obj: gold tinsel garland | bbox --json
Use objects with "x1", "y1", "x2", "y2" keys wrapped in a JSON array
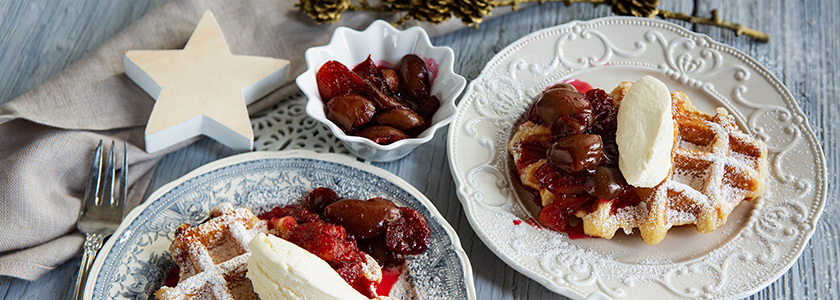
[{"x1": 295, "y1": 0, "x2": 769, "y2": 42}]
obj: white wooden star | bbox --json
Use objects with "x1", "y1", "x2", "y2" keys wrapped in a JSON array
[{"x1": 124, "y1": 10, "x2": 290, "y2": 153}]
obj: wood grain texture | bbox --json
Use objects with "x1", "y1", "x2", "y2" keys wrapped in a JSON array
[
  {"x1": 1, "y1": 0, "x2": 838, "y2": 299},
  {"x1": 0, "y1": 0, "x2": 167, "y2": 106}
]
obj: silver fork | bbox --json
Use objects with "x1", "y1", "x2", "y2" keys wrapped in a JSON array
[{"x1": 72, "y1": 140, "x2": 127, "y2": 300}]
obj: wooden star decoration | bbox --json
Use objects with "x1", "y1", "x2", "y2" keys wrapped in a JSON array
[{"x1": 124, "y1": 10, "x2": 290, "y2": 153}]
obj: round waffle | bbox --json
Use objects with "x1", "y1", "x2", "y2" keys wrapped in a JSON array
[
  {"x1": 155, "y1": 203, "x2": 267, "y2": 300},
  {"x1": 509, "y1": 82, "x2": 768, "y2": 245}
]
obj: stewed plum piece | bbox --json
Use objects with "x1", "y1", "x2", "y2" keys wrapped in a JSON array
[
  {"x1": 357, "y1": 125, "x2": 409, "y2": 144},
  {"x1": 534, "y1": 88, "x2": 592, "y2": 136},
  {"x1": 600, "y1": 136, "x2": 619, "y2": 166},
  {"x1": 324, "y1": 198, "x2": 402, "y2": 240},
  {"x1": 550, "y1": 117, "x2": 582, "y2": 139},
  {"x1": 545, "y1": 82, "x2": 577, "y2": 92},
  {"x1": 325, "y1": 94, "x2": 376, "y2": 132},
  {"x1": 385, "y1": 207, "x2": 431, "y2": 255},
  {"x1": 305, "y1": 187, "x2": 341, "y2": 214},
  {"x1": 381, "y1": 68, "x2": 399, "y2": 94},
  {"x1": 547, "y1": 134, "x2": 603, "y2": 173},
  {"x1": 286, "y1": 222, "x2": 362, "y2": 270},
  {"x1": 397, "y1": 54, "x2": 431, "y2": 104},
  {"x1": 352, "y1": 55, "x2": 379, "y2": 79},
  {"x1": 316, "y1": 60, "x2": 366, "y2": 100},
  {"x1": 584, "y1": 166, "x2": 627, "y2": 200},
  {"x1": 163, "y1": 265, "x2": 180, "y2": 287},
  {"x1": 415, "y1": 95, "x2": 440, "y2": 121},
  {"x1": 357, "y1": 235, "x2": 405, "y2": 266},
  {"x1": 535, "y1": 162, "x2": 588, "y2": 196},
  {"x1": 362, "y1": 78, "x2": 409, "y2": 111},
  {"x1": 267, "y1": 216, "x2": 298, "y2": 239},
  {"x1": 375, "y1": 108, "x2": 424, "y2": 130},
  {"x1": 538, "y1": 195, "x2": 592, "y2": 231},
  {"x1": 260, "y1": 205, "x2": 322, "y2": 224},
  {"x1": 586, "y1": 89, "x2": 619, "y2": 136}
]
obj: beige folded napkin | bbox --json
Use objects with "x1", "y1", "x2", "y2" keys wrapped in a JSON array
[{"x1": 0, "y1": 0, "x2": 487, "y2": 280}]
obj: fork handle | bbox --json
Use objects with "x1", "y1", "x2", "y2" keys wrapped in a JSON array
[{"x1": 73, "y1": 233, "x2": 105, "y2": 300}]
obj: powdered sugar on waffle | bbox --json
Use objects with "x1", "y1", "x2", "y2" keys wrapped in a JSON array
[
  {"x1": 155, "y1": 203, "x2": 267, "y2": 300},
  {"x1": 578, "y1": 87, "x2": 768, "y2": 244}
]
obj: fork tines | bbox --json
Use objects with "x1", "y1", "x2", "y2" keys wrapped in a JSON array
[{"x1": 83, "y1": 140, "x2": 127, "y2": 209}]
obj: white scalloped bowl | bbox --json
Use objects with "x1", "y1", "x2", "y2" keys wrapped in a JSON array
[{"x1": 296, "y1": 20, "x2": 466, "y2": 162}]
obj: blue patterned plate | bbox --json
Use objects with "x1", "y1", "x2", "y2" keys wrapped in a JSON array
[{"x1": 83, "y1": 150, "x2": 475, "y2": 299}]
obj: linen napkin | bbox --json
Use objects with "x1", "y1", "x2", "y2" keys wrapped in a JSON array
[{"x1": 0, "y1": 0, "x2": 504, "y2": 280}]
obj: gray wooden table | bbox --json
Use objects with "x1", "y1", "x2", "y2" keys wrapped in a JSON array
[{"x1": 1, "y1": 0, "x2": 837, "y2": 299}]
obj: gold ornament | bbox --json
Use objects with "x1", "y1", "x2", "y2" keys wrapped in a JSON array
[
  {"x1": 611, "y1": 0, "x2": 659, "y2": 18},
  {"x1": 298, "y1": 0, "x2": 351, "y2": 23},
  {"x1": 451, "y1": 0, "x2": 496, "y2": 25}
]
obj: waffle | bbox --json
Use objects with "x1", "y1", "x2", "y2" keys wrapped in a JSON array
[
  {"x1": 155, "y1": 203, "x2": 268, "y2": 300},
  {"x1": 509, "y1": 82, "x2": 768, "y2": 245}
]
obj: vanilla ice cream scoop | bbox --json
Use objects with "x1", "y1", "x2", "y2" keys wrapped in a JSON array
[
  {"x1": 615, "y1": 75, "x2": 674, "y2": 187},
  {"x1": 247, "y1": 233, "x2": 371, "y2": 300}
]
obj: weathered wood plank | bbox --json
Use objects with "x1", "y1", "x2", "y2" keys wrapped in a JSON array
[{"x1": 0, "y1": 0, "x2": 166, "y2": 106}]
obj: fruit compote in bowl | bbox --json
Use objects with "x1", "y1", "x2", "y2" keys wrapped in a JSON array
[{"x1": 296, "y1": 20, "x2": 466, "y2": 162}]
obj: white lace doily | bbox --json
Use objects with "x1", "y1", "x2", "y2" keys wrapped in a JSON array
[{"x1": 251, "y1": 91, "x2": 349, "y2": 154}]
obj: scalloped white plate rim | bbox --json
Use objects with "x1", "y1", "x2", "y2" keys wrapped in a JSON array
[
  {"x1": 447, "y1": 16, "x2": 826, "y2": 300},
  {"x1": 84, "y1": 149, "x2": 477, "y2": 299}
]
